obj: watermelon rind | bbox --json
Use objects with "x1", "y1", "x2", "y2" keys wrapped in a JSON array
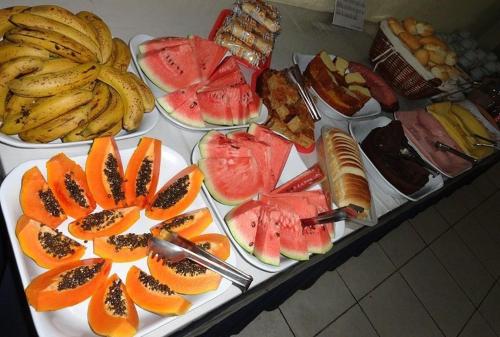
[
  {"x1": 303, "y1": 225, "x2": 333, "y2": 254},
  {"x1": 139, "y1": 36, "x2": 189, "y2": 54},
  {"x1": 253, "y1": 206, "x2": 281, "y2": 266},
  {"x1": 169, "y1": 96, "x2": 205, "y2": 128},
  {"x1": 157, "y1": 95, "x2": 175, "y2": 114},
  {"x1": 138, "y1": 53, "x2": 176, "y2": 92},
  {"x1": 224, "y1": 200, "x2": 262, "y2": 254},
  {"x1": 198, "y1": 88, "x2": 234, "y2": 126}
]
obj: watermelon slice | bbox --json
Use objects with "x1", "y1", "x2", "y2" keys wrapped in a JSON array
[
  {"x1": 157, "y1": 83, "x2": 200, "y2": 113},
  {"x1": 198, "y1": 157, "x2": 262, "y2": 205},
  {"x1": 209, "y1": 56, "x2": 240, "y2": 82},
  {"x1": 278, "y1": 207, "x2": 309, "y2": 260},
  {"x1": 303, "y1": 225, "x2": 332, "y2": 254},
  {"x1": 224, "y1": 85, "x2": 242, "y2": 125},
  {"x1": 204, "y1": 70, "x2": 245, "y2": 92},
  {"x1": 169, "y1": 92, "x2": 205, "y2": 127},
  {"x1": 139, "y1": 36, "x2": 189, "y2": 54},
  {"x1": 253, "y1": 205, "x2": 281, "y2": 266},
  {"x1": 138, "y1": 44, "x2": 201, "y2": 92},
  {"x1": 248, "y1": 92, "x2": 261, "y2": 120},
  {"x1": 249, "y1": 123, "x2": 292, "y2": 187},
  {"x1": 225, "y1": 200, "x2": 263, "y2": 254},
  {"x1": 190, "y1": 35, "x2": 227, "y2": 81},
  {"x1": 197, "y1": 87, "x2": 233, "y2": 125},
  {"x1": 199, "y1": 131, "x2": 252, "y2": 158}
]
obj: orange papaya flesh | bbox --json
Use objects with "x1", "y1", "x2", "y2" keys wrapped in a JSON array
[
  {"x1": 124, "y1": 137, "x2": 161, "y2": 209},
  {"x1": 146, "y1": 165, "x2": 204, "y2": 220},
  {"x1": 190, "y1": 233, "x2": 230, "y2": 261},
  {"x1": 16, "y1": 215, "x2": 85, "y2": 269},
  {"x1": 150, "y1": 207, "x2": 212, "y2": 239},
  {"x1": 126, "y1": 266, "x2": 191, "y2": 316},
  {"x1": 93, "y1": 232, "x2": 152, "y2": 262},
  {"x1": 146, "y1": 234, "x2": 228, "y2": 295},
  {"x1": 46, "y1": 153, "x2": 96, "y2": 219},
  {"x1": 88, "y1": 273, "x2": 138, "y2": 337},
  {"x1": 25, "y1": 258, "x2": 111, "y2": 311},
  {"x1": 68, "y1": 206, "x2": 140, "y2": 240},
  {"x1": 86, "y1": 136, "x2": 127, "y2": 210},
  {"x1": 20, "y1": 166, "x2": 66, "y2": 228}
]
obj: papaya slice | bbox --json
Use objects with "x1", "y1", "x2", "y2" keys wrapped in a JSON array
[
  {"x1": 88, "y1": 273, "x2": 138, "y2": 337},
  {"x1": 124, "y1": 137, "x2": 162, "y2": 208},
  {"x1": 94, "y1": 233, "x2": 152, "y2": 262},
  {"x1": 46, "y1": 153, "x2": 96, "y2": 219},
  {"x1": 25, "y1": 258, "x2": 111, "y2": 311},
  {"x1": 147, "y1": 233, "x2": 228, "y2": 295},
  {"x1": 146, "y1": 165, "x2": 204, "y2": 220},
  {"x1": 190, "y1": 233, "x2": 230, "y2": 261},
  {"x1": 150, "y1": 207, "x2": 212, "y2": 239},
  {"x1": 68, "y1": 206, "x2": 140, "y2": 240},
  {"x1": 126, "y1": 266, "x2": 191, "y2": 316},
  {"x1": 20, "y1": 166, "x2": 67, "y2": 228},
  {"x1": 86, "y1": 136, "x2": 127, "y2": 210},
  {"x1": 16, "y1": 215, "x2": 85, "y2": 269}
]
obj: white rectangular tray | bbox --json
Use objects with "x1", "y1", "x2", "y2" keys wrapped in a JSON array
[{"x1": 0, "y1": 142, "x2": 237, "y2": 337}]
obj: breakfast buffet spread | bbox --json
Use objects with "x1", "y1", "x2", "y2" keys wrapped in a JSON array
[{"x1": 0, "y1": 2, "x2": 498, "y2": 337}]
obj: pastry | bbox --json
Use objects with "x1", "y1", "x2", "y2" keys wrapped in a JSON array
[
  {"x1": 419, "y1": 36, "x2": 447, "y2": 49},
  {"x1": 445, "y1": 51, "x2": 457, "y2": 66},
  {"x1": 388, "y1": 17, "x2": 405, "y2": 36},
  {"x1": 428, "y1": 48, "x2": 447, "y2": 65},
  {"x1": 414, "y1": 48, "x2": 429, "y2": 66},
  {"x1": 415, "y1": 22, "x2": 434, "y2": 36},
  {"x1": 403, "y1": 17, "x2": 418, "y2": 35},
  {"x1": 431, "y1": 65, "x2": 449, "y2": 82},
  {"x1": 399, "y1": 31, "x2": 422, "y2": 51}
]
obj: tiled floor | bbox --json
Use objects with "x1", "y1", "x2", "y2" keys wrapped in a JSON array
[{"x1": 234, "y1": 161, "x2": 500, "y2": 337}]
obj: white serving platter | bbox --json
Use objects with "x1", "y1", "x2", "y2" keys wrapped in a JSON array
[
  {"x1": 129, "y1": 34, "x2": 268, "y2": 132},
  {"x1": 0, "y1": 66, "x2": 159, "y2": 149},
  {"x1": 0, "y1": 142, "x2": 236, "y2": 337},
  {"x1": 293, "y1": 53, "x2": 381, "y2": 120},
  {"x1": 457, "y1": 100, "x2": 500, "y2": 139},
  {"x1": 191, "y1": 139, "x2": 345, "y2": 273},
  {"x1": 349, "y1": 116, "x2": 445, "y2": 201}
]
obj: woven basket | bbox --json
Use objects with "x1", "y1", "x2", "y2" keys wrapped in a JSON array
[{"x1": 369, "y1": 27, "x2": 442, "y2": 99}]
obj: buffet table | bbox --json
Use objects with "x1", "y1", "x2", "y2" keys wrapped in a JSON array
[{"x1": 0, "y1": 1, "x2": 498, "y2": 337}]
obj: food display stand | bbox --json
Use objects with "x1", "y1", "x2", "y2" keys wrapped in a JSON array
[{"x1": 0, "y1": 1, "x2": 498, "y2": 337}]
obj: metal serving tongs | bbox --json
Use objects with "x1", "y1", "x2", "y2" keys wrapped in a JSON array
[
  {"x1": 286, "y1": 64, "x2": 322, "y2": 121},
  {"x1": 301, "y1": 204, "x2": 364, "y2": 227},
  {"x1": 435, "y1": 142, "x2": 478, "y2": 164},
  {"x1": 472, "y1": 133, "x2": 500, "y2": 150},
  {"x1": 148, "y1": 233, "x2": 253, "y2": 292}
]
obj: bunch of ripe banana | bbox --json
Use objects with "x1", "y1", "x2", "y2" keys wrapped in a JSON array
[{"x1": 0, "y1": 5, "x2": 154, "y2": 143}]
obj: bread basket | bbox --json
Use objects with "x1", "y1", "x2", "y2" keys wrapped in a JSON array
[{"x1": 369, "y1": 20, "x2": 443, "y2": 99}]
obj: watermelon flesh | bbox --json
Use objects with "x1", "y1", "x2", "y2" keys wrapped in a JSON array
[
  {"x1": 209, "y1": 56, "x2": 240, "y2": 82},
  {"x1": 225, "y1": 200, "x2": 263, "y2": 254},
  {"x1": 139, "y1": 36, "x2": 189, "y2": 54},
  {"x1": 197, "y1": 87, "x2": 234, "y2": 125},
  {"x1": 203, "y1": 69, "x2": 245, "y2": 91},
  {"x1": 199, "y1": 131, "x2": 252, "y2": 158},
  {"x1": 198, "y1": 157, "x2": 262, "y2": 205},
  {"x1": 157, "y1": 83, "x2": 200, "y2": 113},
  {"x1": 278, "y1": 207, "x2": 309, "y2": 260},
  {"x1": 253, "y1": 205, "x2": 281, "y2": 266},
  {"x1": 303, "y1": 224, "x2": 333, "y2": 254},
  {"x1": 190, "y1": 35, "x2": 227, "y2": 80},
  {"x1": 169, "y1": 92, "x2": 205, "y2": 127}
]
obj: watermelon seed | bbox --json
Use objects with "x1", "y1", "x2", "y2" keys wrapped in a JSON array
[
  {"x1": 249, "y1": 242, "x2": 254, "y2": 247},
  {"x1": 250, "y1": 221, "x2": 256, "y2": 228}
]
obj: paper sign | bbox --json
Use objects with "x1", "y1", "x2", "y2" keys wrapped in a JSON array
[{"x1": 332, "y1": 0, "x2": 366, "y2": 31}]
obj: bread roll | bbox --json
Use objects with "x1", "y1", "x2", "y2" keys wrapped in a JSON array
[
  {"x1": 445, "y1": 51, "x2": 457, "y2": 66},
  {"x1": 388, "y1": 17, "x2": 406, "y2": 36},
  {"x1": 419, "y1": 36, "x2": 447, "y2": 50},
  {"x1": 403, "y1": 17, "x2": 418, "y2": 35},
  {"x1": 399, "y1": 31, "x2": 422, "y2": 51},
  {"x1": 416, "y1": 22, "x2": 434, "y2": 36},
  {"x1": 431, "y1": 65, "x2": 449, "y2": 82},
  {"x1": 414, "y1": 48, "x2": 429, "y2": 66},
  {"x1": 428, "y1": 48, "x2": 447, "y2": 65}
]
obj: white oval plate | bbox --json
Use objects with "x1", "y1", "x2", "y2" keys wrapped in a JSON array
[
  {"x1": 349, "y1": 116, "x2": 444, "y2": 201},
  {"x1": 191, "y1": 137, "x2": 345, "y2": 273},
  {"x1": 129, "y1": 34, "x2": 268, "y2": 132},
  {"x1": 0, "y1": 142, "x2": 236, "y2": 337},
  {"x1": 293, "y1": 52, "x2": 381, "y2": 120}
]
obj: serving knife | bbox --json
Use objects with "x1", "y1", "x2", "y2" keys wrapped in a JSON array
[
  {"x1": 434, "y1": 141, "x2": 478, "y2": 164},
  {"x1": 286, "y1": 64, "x2": 322, "y2": 121}
]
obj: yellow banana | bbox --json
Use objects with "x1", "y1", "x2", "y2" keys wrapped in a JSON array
[
  {"x1": 5, "y1": 28, "x2": 98, "y2": 63},
  {"x1": 0, "y1": 95, "x2": 38, "y2": 135},
  {"x1": 76, "y1": 11, "x2": 112, "y2": 64},
  {"x1": 21, "y1": 89, "x2": 93, "y2": 131},
  {"x1": 63, "y1": 88, "x2": 123, "y2": 141},
  {"x1": 111, "y1": 38, "x2": 131, "y2": 72},
  {"x1": 88, "y1": 81, "x2": 111, "y2": 119},
  {"x1": 24, "y1": 58, "x2": 79, "y2": 77},
  {"x1": 104, "y1": 45, "x2": 116, "y2": 66},
  {"x1": 25, "y1": 5, "x2": 99, "y2": 47},
  {"x1": 9, "y1": 13, "x2": 101, "y2": 62},
  {"x1": 20, "y1": 103, "x2": 90, "y2": 143},
  {"x1": 0, "y1": 57, "x2": 44, "y2": 124},
  {"x1": 98, "y1": 65, "x2": 143, "y2": 131},
  {"x1": 100, "y1": 120, "x2": 122, "y2": 137},
  {"x1": 0, "y1": 6, "x2": 28, "y2": 37},
  {"x1": 0, "y1": 42, "x2": 51, "y2": 63},
  {"x1": 8, "y1": 62, "x2": 99, "y2": 97},
  {"x1": 126, "y1": 72, "x2": 154, "y2": 112}
]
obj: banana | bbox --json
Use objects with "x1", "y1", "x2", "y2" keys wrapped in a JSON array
[
  {"x1": 126, "y1": 72, "x2": 154, "y2": 112},
  {"x1": 5, "y1": 28, "x2": 98, "y2": 63},
  {"x1": 111, "y1": 38, "x2": 132, "y2": 72},
  {"x1": 100, "y1": 120, "x2": 122, "y2": 137},
  {"x1": 0, "y1": 6, "x2": 28, "y2": 37},
  {"x1": 0, "y1": 42, "x2": 51, "y2": 63},
  {"x1": 0, "y1": 95, "x2": 38, "y2": 135},
  {"x1": 104, "y1": 45, "x2": 116, "y2": 66},
  {"x1": 81, "y1": 80, "x2": 97, "y2": 91},
  {"x1": 98, "y1": 65, "x2": 143, "y2": 131},
  {"x1": 25, "y1": 5, "x2": 99, "y2": 47},
  {"x1": 20, "y1": 103, "x2": 90, "y2": 143},
  {"x1": 77, "y1": 11, "x2": 112, "y2": 63},
  {"x1": 21, "y1": 89, "x2": 93, "y2": 131},
  {"x1": 24, "y1": 58, "x2": 78, "y2": 77},
  {"x1": 88, "y1": 81, "x2": 111, "y2": 119},
  {"x1": 9, "y1": 13, "x2": 102, "y2": 62},
  {"x1": 63, "y1": 87, "x2": 123, "y2": 141},
  {"x1": 8, "y1": 62, "x2": 99, "y2": 97},
  {"x1": 0, "y1": 57, "x2": 44, "y2": 124}
]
